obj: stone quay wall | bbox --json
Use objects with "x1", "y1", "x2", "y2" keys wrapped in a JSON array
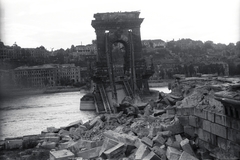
[{"x1": 176, "y1": 106, "x2": 240, "y2": 158}]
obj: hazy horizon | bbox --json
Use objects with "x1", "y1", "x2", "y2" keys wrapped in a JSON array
[{"x1": 1, "y1": 0, "x2": 239, "y2": 50}]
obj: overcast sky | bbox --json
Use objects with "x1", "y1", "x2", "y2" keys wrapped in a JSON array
[{"x1": 0, "y1": 0, "x2": 239, "y2": 50}]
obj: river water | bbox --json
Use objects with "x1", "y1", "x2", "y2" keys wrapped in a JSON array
[{"x1": 0, "y1": 87, "x2": 169, "y2": 140}]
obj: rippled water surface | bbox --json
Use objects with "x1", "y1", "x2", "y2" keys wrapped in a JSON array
[
  {"x1": 0, "y1": 87, "x2": 169, "y2": 140},
  {"x1": 0, "y1": 91, "x2": 96, "y2": 139}
]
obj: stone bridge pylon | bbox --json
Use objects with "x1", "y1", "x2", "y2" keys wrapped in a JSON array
[{"x1": 89, "y1": 11, "x2": 154, "y2": 113}]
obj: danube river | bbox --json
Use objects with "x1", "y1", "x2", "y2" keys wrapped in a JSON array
[{"x1": 0, "y1": 87, "x2": 170, "y2": 140}]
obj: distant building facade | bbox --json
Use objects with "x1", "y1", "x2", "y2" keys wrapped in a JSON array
[{"x1": 14, "y1": 64, "x2": 82, "y2": 88}]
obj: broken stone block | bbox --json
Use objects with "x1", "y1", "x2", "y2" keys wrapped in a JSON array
[
  {"x1": 152, "y1": 146, "x2": 166, "y2": 159},
  {"x1": 44, "y1": 136, "x2": 60, "y2": 142},
  {"x1": 5, "y1": 138, "x2": 23, "y2": 149},
  {"x1": 166, "y1": 146, "x2": 182, "y2": 160},
  {"x1": 161, "y1": 117, "x2": 183, "y2": 134},
  {"x1": 68, "y1": 139, "x2": 99, "y2": 153},
  {"x1": 141, "y1": 137, "x2": 153, "y2": 148},
  {"x1": 58, "y1": 141, "x2": 72, "y2": 150},
  {"x1": 99, "y1": 138, "x2": 119, "y2": 157},
  {"x1": 175, "y1": 134, "x2": 183, "y2": 142},
  {"x1": 142, "y1": 151, "x2": 161, "y2": 160},
  {"x1": 114, "y1": 125, "x2": 124, "y2": 134},
  {"x1": 103, "y1": 130, "x2": 138, "y2": 146},
  {"x1": 47, "y1": 127, "x2": 59, "y2": 133},
  {"x1": 165, "y1": 137, "x2": 175, "y2": 147},
  {"x1": 125, "y1": 145, "x2": 137, "y2": 157},
  {"x1": 102, "y1": 142, "x2": 125, "y2": 159},
  {"x1": 58, "y1": 129, "x2": 70, "y2": 137},
  {"x1": 63, "y1": 119, "x2": 83, "y2": 130},
  {"x1": 135, "y1": 143, "x2": 151, "y2": 160},
  {"x1": 179, "y1": 151, "x2": 199, "y2": 160},
  {"x1": 157, "y1": 131, "x2": 172, "y2": 138},
  {"x1": 41, "y1": 141, "x2": 56, "y2": 149},
  {"x1": 49, "y1": 149, "x2": 74, "y2": 160},
  {"x1": 76, "y1": 146, "x2": 101, "y2": 159},
  {"x1": 180, "y1": 138, "x2": 196, "y2": 157},
  {"x1": 22, "y1": 135, "x2": 39, "y2": 149},
  {"x1": 184, "y1": 126, "x2": 195, "y2": 138},
  {"x1": 148, "y1": 126, "x2": 163, "y2": 138},
  {"x1": 152, "y1": 134, "x2": 166, "y2": 145}
]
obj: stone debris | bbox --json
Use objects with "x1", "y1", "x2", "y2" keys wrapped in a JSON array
[{"x1": 1, "y1": 76, "x2": 240, "y2": 160}]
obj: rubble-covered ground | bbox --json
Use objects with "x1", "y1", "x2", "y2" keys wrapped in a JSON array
[{"x1": 0, "y1": 76, "x2": 240, "y2": 160}]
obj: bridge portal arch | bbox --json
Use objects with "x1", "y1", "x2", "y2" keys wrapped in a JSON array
[{"x1": 91, "y1": 12, "x2": 154, "y2": 109}]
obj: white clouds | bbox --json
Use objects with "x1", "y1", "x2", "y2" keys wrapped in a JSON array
[{"x1": 1, "y1": 0, "x2": 239, "y2": 49}]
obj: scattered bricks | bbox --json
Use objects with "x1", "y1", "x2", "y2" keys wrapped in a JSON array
[
  {"x1": 211, "y1": 123, "x2": 227, "y2": 138},
  {"x1": 49, "y1": 149, "x2": 74, "y2": 160},
  {"x1": 45, "y1": 133, "x2": 58, "y2": 137},
  {"x1": 166, "y1": 146, "x2": 182, "y2": 160},
  {"x1": 47, "y1": 127, "x2": 59, "y2": 133},
  {"x1": 189, "y1": 115, "x2": 199, "y2": 127},
  {"x1": 215, "y1": 113, "x2": 231, "y2": 127},
  {"x1": 22, "y1": 135, "x2": 39, "y2": 149},
  {"x1": 180, "y1": 138, "x2": 196, "y2": 157},
  {"x1": 231, "y1": 118, "x2": 240, "y2": 131},
  {"x1": 135, "y1": 143, "x2": 151, "y2": 160},
  {"x1": 44, "y1": 136, "x2": 60, "y2": 143},
  {"x1": 177, "y1": 115, "x2": 189, "y2": 126},
  {"x1": 76, "y1": 146, "x2": 102, "y2": 159},
  {"x1": 171, "y1": 141, "x2": 181, "y2": 150},
  {"x1": 148, "y1": 126, "x2": 163, "y2": 138},
  {"x1": 58, "y1": 141, "x2": 71, "y2": 150},
  {"x1": 202, "y1": 120, "x2": 211, "y2": 132},
  {"x1": 58, "y1": 129, "x2": 70, "y2": 137},
  {"x1": 142, "y1": 151, "x2": 161, "y2": 160},
  {"x1": 217, "y1": 136, "x2": 228, "y2": 150},
  {"x1": 141, "y1": 137, "x2": 153, "y2": 148},
  {"x1": 165, "y1": 137, "x2": 174, "y2": 147},
  {"x1": 175, "y1": 134, "x2": 183, "y2": 143},
  {"x1": 103, "y1": 130, "x2": 138, "y2": 146},
  {"x1": 207, "y1": 111, "x2": 215, "y2": 122},
  {"x1": 179, "y1": 151, "x2": 199, "y2": 160},
  {"x1": 102, "y1": 142, "x2": 125, "y2": 159},
  {"x1": 184, "y1": 126, "x2": 195, "y2": 138},
  {"x1": 63, "y1": 119, "x2": 83, "y2": 130},
  {"x1": 161, "y1": 117, "x2": 183, "y2": 134},
  {"x1": 152, "y1": 146, "x2": 166, "y2": 159},
  {"x1": 152, "y1": 134, "x2": 166, "y2": 145},
  {"x1": 88, "y1": 116, "x2": 101, "y2": 129},
  {"x1": 194, "y1": 108, "x2": 207, "y2": 119},
  {"x1": 157, "y1": 131, "x2": 172, "y2": 138},
  {"x1": 125, "y1": 145, "x2": 137, "y2": 157},
  {"x1": 114, "y1": 126, "x2": 124, "y2": 134},
  {"x1": 99, "y1": 138, "x2": 119, "y2": 157},
  {"x1": 41, "y1": 141, "x2": 56, "y2": 149},
  {"x1": 5, "y1": 138, "x2": 23, "y2": 149}
]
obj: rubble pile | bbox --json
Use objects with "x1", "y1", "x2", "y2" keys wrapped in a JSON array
[{"x1": 0, "y1": 76, "x2": 239, "y2": 160}]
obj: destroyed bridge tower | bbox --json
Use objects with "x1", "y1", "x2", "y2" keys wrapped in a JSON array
[{"x1": 91, "y1": 11, "x2": 154, "y2": 113}]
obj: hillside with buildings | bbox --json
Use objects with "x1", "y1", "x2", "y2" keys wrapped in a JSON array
[{"x1": 0, "y1": 39, "x2": 240, "y2": 89}]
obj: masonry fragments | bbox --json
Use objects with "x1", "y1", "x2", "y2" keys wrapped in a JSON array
[{"x1": 0, "y1": 76, "x2": 240, "y2": 160}]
